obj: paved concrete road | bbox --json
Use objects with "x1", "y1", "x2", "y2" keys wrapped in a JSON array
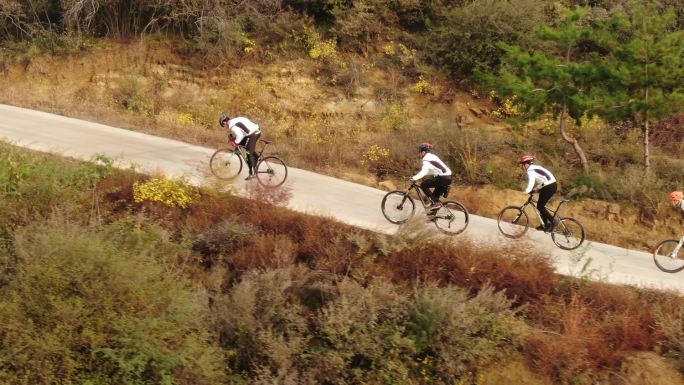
[{"x1": 1, "y1": 103, "x2": 682, "y2": 293}]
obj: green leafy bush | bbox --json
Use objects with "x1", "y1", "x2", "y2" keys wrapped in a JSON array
[
  {"x1": 0, "y1": 145, "x2": 114, "y2": 231},
  {"x1": 424, "y1": 0, "x2": 548, "y2": 79},
  {"x1": 0, "y1": 219, "x2": 224, "y2": 385},
  {"x1": 310, "y1": 278, "x2": 415, "y2": 384},
  {"x1": 215, "y1": 266, "x2": 311, "y2": 380},
  {"x1": 410, "y1": 285, "x2": 523, "y2": 381},
  {"x1": 215, "y1": 265, "x2": 523, "y2": 384}
]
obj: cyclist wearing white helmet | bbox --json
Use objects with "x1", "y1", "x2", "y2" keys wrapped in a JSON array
[
  {"x1": 519, "y1": 155, "x2": 558, "y2": 231},
  {"x1": 669, "y1": 191, "x2": 684, "y2": 212},
  {"x1": 412, "y1": 142, "x2": 452, "y2": 213},
  {"x1": 219, "y1": 112, "x2": 261, "y2": 180}
]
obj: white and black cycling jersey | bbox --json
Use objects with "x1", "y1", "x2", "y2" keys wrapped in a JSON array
[
  {"x1": 524, "y1": 164, "x2": 556, "y2": 194},
  {"x1": 412, "y1": 153, "x2": 452, "y2": 180},
  {"x1": 228, "y1": 117, "x2": 260, "y2": 144}
]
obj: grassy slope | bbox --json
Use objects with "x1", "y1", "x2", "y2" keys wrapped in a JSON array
[
  {"x1": 1, "y1": 40, "x2": 682, "y2": 251},
  {"x1": 1, "y1": 142, "x2": 684, "y2": 384}
]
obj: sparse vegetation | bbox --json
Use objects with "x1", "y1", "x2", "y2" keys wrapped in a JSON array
[
  {"x1": 0, "y1": 142, "x2": 683, "y2": 384},
  {"x1": 2, "y1": 1, "x2": 684, "y2": 380}
]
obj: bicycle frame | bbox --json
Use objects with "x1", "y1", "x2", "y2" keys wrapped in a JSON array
[
  {"x1": 407, "y1": 182, "x2": 435, "y2": 209},
  {"x1": 521, "y1": 195, "x2": 568, "y2": 226},
  {"x1": 235, "y1": 140, "x2": 268, "y2": 162}
]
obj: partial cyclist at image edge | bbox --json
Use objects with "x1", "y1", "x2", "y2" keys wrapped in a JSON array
[
  {"x1": 412, "y1": 142, "x2": 452, "y2": 213},
  {"x1": 652, "y1": 191, "x2": 684, "y2": 273},
  {"x1": 520, "y1": 155, "x2": 558, "y2": 232},
  {"x1": 669, "y1": 190, "x2": 684, "y2": 212},
  {"x1": 219, "y1": 112, "x2": 261, "y2": 180}
]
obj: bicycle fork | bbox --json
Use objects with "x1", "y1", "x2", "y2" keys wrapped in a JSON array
[
  {"x1": 669, "y1": 237, "x2": 684, "y2": 259},
  {"x1": 395, "y1": 193, "x2": 410, "y2": 210}
]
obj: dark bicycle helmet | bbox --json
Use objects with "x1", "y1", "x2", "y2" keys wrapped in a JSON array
[
  {"x1": 417, "y1": 142, "x2": 433, "y2": 152},
  {"x1": 219, "y1": 112, "x2": 230, "y2": 126}
]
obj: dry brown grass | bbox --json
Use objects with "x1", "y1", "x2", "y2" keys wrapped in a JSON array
[
  {"x1": 92, "y1": 169, "x2": 684, "y2": 384},
  {"x1": 521, "y1": 281, "x2": 684, "y2": 384},
  {"x1": 378, "y1": 238, "x2": 559, "y2": 304}
]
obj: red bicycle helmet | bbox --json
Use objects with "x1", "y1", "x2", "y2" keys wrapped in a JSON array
[
  {"x1": 418, "y1": 142, "x2": 433, "y2": 152},
  {"x1": 519, "y1": 155, "x2": 534, "y2": 164}
]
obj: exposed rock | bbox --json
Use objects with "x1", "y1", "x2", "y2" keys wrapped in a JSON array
[
  {"x1": 469, "y1": 107, "x2": 482, "y2": 117},
  {"x1": 606, "y1": 203, "x2": 621, "y2": 221}
]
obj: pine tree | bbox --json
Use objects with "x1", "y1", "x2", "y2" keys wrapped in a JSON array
[
  {"x1": 590, "y1": 0, "x2": 684, "y2": 174},
  {"x1": 479, "y1": 9, "x2": 601, "y2": 172}
]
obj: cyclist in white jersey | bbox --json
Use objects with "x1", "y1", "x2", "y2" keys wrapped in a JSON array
[
  {"x1": 219, "y1": 113, "x2": 261, "y2": 180},
  {"x1": 670, "y1": 191, "x2": 684, "y2": 212},
  {"x1": 412, "y1": 143, "x2": 452, "y2": 212},
  {"x1": 519, "y1": 155, "x2": 558, "y2": 231}
]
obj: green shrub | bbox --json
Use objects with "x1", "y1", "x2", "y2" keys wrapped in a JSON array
[
  {"x1": 192, "y1": 219, "x2": 254, "y2": 266},
  {"x1": 215, "y1": 266, "x2": 311, "y2": 380},
  {"x1": 108, "y1": 75, "x2": 155, "y2": 116},
  {"x1": 424, "y1": 0, "x2": 548, "y2": 79},
  {"x1": 0, "y1": 219, "x2": 224, "y2": 385},
  {"x1": 310, "y1": 278, "x2": 415, "y2": 384},
  {"x1": 409, "y1": 285, "x2": 523, "y2": 381},
  {"x1": 0, "y1": 145, "x2": 114, "y2": 230}
]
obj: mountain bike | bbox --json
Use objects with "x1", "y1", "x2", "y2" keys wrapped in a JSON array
[
  {"x1": 497, "y1": 194, "x2": 585, "y2": 250},
  {"x1": 653, "y1": 236, "x2": 684, "y2": 273},
  {"x1": 381, "y1": 181, "x2": 469, "y2": 235},
  {"x1": 210, "y1": 139, "x2": 288, "y2": 188}
]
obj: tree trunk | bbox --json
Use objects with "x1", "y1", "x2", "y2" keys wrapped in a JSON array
[
  {"x1": 643, "y1": 59, "x2": 651, "y2": 175},
  {"x1": 644, "y1": 118, "x2": 651, "y2": 175},
  {"x1": 560, "y1": 103, "x2": 590, "y2": 172}
]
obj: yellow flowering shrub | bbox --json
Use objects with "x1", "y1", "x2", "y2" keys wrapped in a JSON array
[
  {"x1": 382, "y1": 43, "x2": 396, "y2": 56},
  {"x1": 133, "y1": 177, "x2": 199, "y2": 208},
  {"x1": 380, "y1": 102, "x2": 411, "y2": 132},
  {"x1": 382, "y1": 42, "x2": 417, "y2": 68},
  {"x1": 488, "y1": 91, "x2": 522, "y2": 118},
  {"x1": 360, "y1": 144, "x2": 390, "y2": 166},
  {"x1": 360, "y1": 144, "x2": 397, "y2": 178},
  {"x1": 411, "y1": 76, "x2": 431, "y2": 95},
  {"x1": 309, "y1": 39, "x2": 338, "y2": 60}
]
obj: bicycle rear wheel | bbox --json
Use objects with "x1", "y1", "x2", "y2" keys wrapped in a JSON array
[
  {"x1": 210, "y1": 148, "x2": 243, "y2": 180},
  {"x1": 381, "y1": 191, "x2": 415, "y2": 224},
  {"x1": 433, "y1": 201, "x2": 469, "y2": 235},
  {"x1": 551, "y1": 217, "x2": 585, "y2": 250},
  {"x1": 653, "y1": 239, "x2": 684, "y2": 273},
  {"x1": 256, "y1": 156, "x2": 288, "y2": 187},
  {"x1": 497, "y1": 206, "x2": 529, "y2": 238}
]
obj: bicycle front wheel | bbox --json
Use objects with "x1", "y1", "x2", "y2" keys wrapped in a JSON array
[
  {"x1": 381, "y1": 191, "x2": 415, "y2": 224},
  {"x1": 653, "y1": 239, "x2": 684, "y2": 273},
  {"x1": 256, "y1": 156, "x2": 288, "y2": 188},
  {"x1": 497, "y1": 206, "x2": 529, "y2": 238},
  {"x1": 210, "y1": 148, "x2": 243, "y2": 180},
  {"x1": 433, "y1": 201, "x2": 469, "y2": 235},
  {"x1": 551, "y1": 217, "x2": 585, "y2": 250}
]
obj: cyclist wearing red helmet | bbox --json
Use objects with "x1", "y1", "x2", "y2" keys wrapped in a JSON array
[
  {"x1": 670, "y1": 191, "x2": 684, "y2": 211},
  {"x1": 520, "y1": 155, "x2": 558, "y2": 231},
  {"x1": 219, "y1": 112, "x2": 261, "y2": 180},
  {"x1": 412, "y1": 143, "x2": 452, "y2": 213}
]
